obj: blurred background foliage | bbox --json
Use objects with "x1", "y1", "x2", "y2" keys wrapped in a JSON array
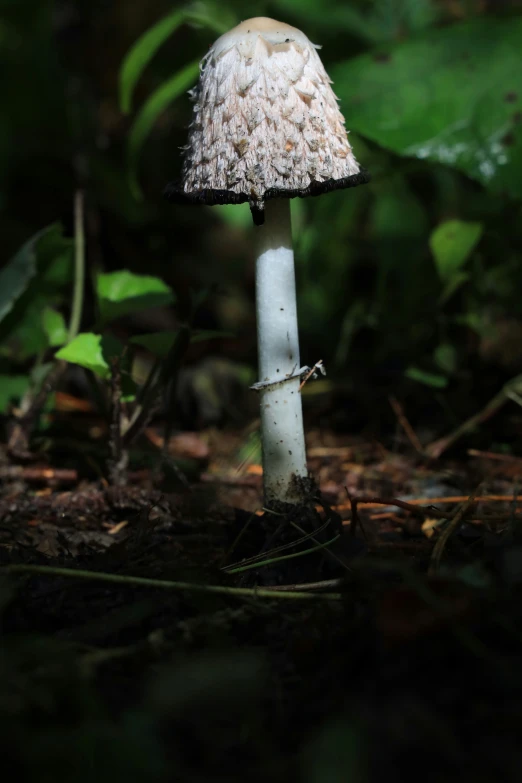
[{"x1": 1, "y1": 0, "x2": 522, "y2": 439}]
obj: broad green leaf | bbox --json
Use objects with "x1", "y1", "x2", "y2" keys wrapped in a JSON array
[
  {"x1": 56, "y1": 333, "x2": 110, "y2": 378},
  {"x1": 97, "y1": 270, "x2": 174, "y2": 323},
  {"x1": 0, "y1": 227, "x2": 45, "y2": 323},
  {"x1": 119, "y1": 4, "x2": 233, "y2": 114},
  {"x1": 405, "y1": 366, "x2": 448, "y2": 388},
  {"x1": 430, "y1": 220, "x2": 483, "y2": 283},
  {"x1": 0, "y1": 224, "x2": 73, "y2": 359},
  {"x1": 127, "y1": 59, "x2": 200, "y2": 199},
  {"x1": 332, "y1": 18, "x2": 522, "y2": 198},
  {"x1": 0, "y1": 375, "x2": 30, "y2": 413},
  {"x1": 130, "y1": 329, "x2": 231, "y2": 357},
  {"x1": 42, "y1": 307, "x2": 68, "y2": 347}
]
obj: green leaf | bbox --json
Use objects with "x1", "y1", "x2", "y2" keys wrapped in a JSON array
[
  {"x1": 434, "y1": 343, "x2": 458, "y2": 375},
  {"x1": 119, "y1": 4, "x2": 232, "y2": 114},
  {"x1": 0, "y1": 375, "x2": 30, "y2": 413},
  {"x1": 332, "y1": 18, "x2": 522, "y2": 198},
  {"x1": 405, "y1": 366, "x2": 448, "y2": 388},
  {"x1": 127, "y1": 59, "x2": 200, "y2": 199},
  {"x1": 0, "y1": 227, "x2": 45, "y2": 324},
  {"x1": 42, "y1": 308, "x2": 68, "y2": 347},
  {"x1": 430, "y1": 220, "x2": 483, "y2": 283},
  {"x1": 56, "y1": 333, "x2": 110, "y2": 378},
  {"x1": 130, "y1": 329, "x2": 231, "y2": 358},
  {"x1": 97, "y1": 270, "x2": 174, "y2": 324},
  {"x1": 0, "y1": 224, "x2": 74, "y2": 359}
]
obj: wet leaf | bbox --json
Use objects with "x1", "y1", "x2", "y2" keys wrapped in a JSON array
[{"x1": 332, "y1": 18, "x2": 522, "y2": 197}]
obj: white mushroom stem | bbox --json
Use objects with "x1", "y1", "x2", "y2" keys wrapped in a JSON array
[{"x1": 255, "y1": 199, "x2": 308, "y2": 505}]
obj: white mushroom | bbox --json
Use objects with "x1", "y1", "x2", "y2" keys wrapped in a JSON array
[{"x1": 166, "y1": 17, "x2": 369, "y2": 505}]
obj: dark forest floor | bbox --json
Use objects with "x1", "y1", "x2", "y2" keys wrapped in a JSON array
[{"x1": 2, "y1": 407, "x2": 522, "y2": 783}]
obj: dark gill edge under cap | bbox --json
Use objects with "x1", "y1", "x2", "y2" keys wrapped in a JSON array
[{"x1": 164, "y1": 169, "x2": 370, "y2": 225}]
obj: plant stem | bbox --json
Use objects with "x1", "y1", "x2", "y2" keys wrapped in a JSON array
[
  {"x1": 255, "y1": 199, "x2": 307, "y2": 505},
  {"x1": 68, "y1": 190, "x2": 85, "y2": 341},
  {"x1": 5, "y1": 564, "x2": 342, "y2": 601}
]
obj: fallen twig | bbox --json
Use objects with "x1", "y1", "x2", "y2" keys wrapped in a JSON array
[
  {"x1": 4, "y1": 564, "x2": 343, "y2": 601},
  {"x1": 389, "y1": 395, "x2": 424, "y2": 454},
  {"x1": 0, "y1": 466, "x2": 78, "y2": 484},
  {"x1": 335, "y1": 494, "x2": 522, "y2": 518},
  {"x1": 425, "y1": 375, "x2": 522, "y2": 458}
]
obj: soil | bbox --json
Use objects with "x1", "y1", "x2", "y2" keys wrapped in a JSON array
[{"x1": 2, "y1": 416, "x2": 522, "y2": 783}]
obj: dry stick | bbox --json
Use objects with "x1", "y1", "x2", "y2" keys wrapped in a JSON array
[
  {"x1": 389, "y1": 395, "x2": 424, "y2": 454},
  {"x1": 345, "y1": 487, "x2": 366, "y2": 540},
  {"x1": 425, "y1": 382, "x2": 515, "y2": 458},
  {"x1": 429, "y1": 484, "x2": 483, "y2": 575},
  {"x1": 261, "y1": 578, "x2": 343, "y2": 592},
  {"x1": 8, "y1": 360, "x2": 68, "y2": 458},
  {"x1": 0, "y1": 466, "x2": 78, "y2": 483},
  {"x1": 299, "y1": 359, "x2": 324, "y2": 391},
  {"x1": 468, "y1": 449, "x2": 522, "y2": 466},
  {"x1": 4, "y1": 564, "x2": 342, "y2": 601},
  {"x1": 334, "y1": 494, "x2": 522, "y2": 518}
]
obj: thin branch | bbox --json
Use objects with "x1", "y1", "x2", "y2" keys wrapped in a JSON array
[{"x1": 4, "y1": 564, "x2": 342, "y2": 601}]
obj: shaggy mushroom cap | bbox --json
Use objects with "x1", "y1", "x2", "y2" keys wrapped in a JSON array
[{"x1": 165, "y1": 17, "x2": 368, "y2": 224}]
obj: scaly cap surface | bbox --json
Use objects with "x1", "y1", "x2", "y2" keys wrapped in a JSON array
[{"x1": 165, "y1": 17, "x2": 368, "y2": 223}]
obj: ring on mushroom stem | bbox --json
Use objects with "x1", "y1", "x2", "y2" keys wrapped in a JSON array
[{"x1": 165, "y1": 17, "x2": 369, "y2": 505}]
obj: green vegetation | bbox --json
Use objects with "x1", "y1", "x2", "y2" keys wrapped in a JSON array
[
  {"x1": 2, "y1": 0, "x2": 521, "y2": 435},
  {"x1": 1, "y1": 2, "x2": 522, "y2": 781}
]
